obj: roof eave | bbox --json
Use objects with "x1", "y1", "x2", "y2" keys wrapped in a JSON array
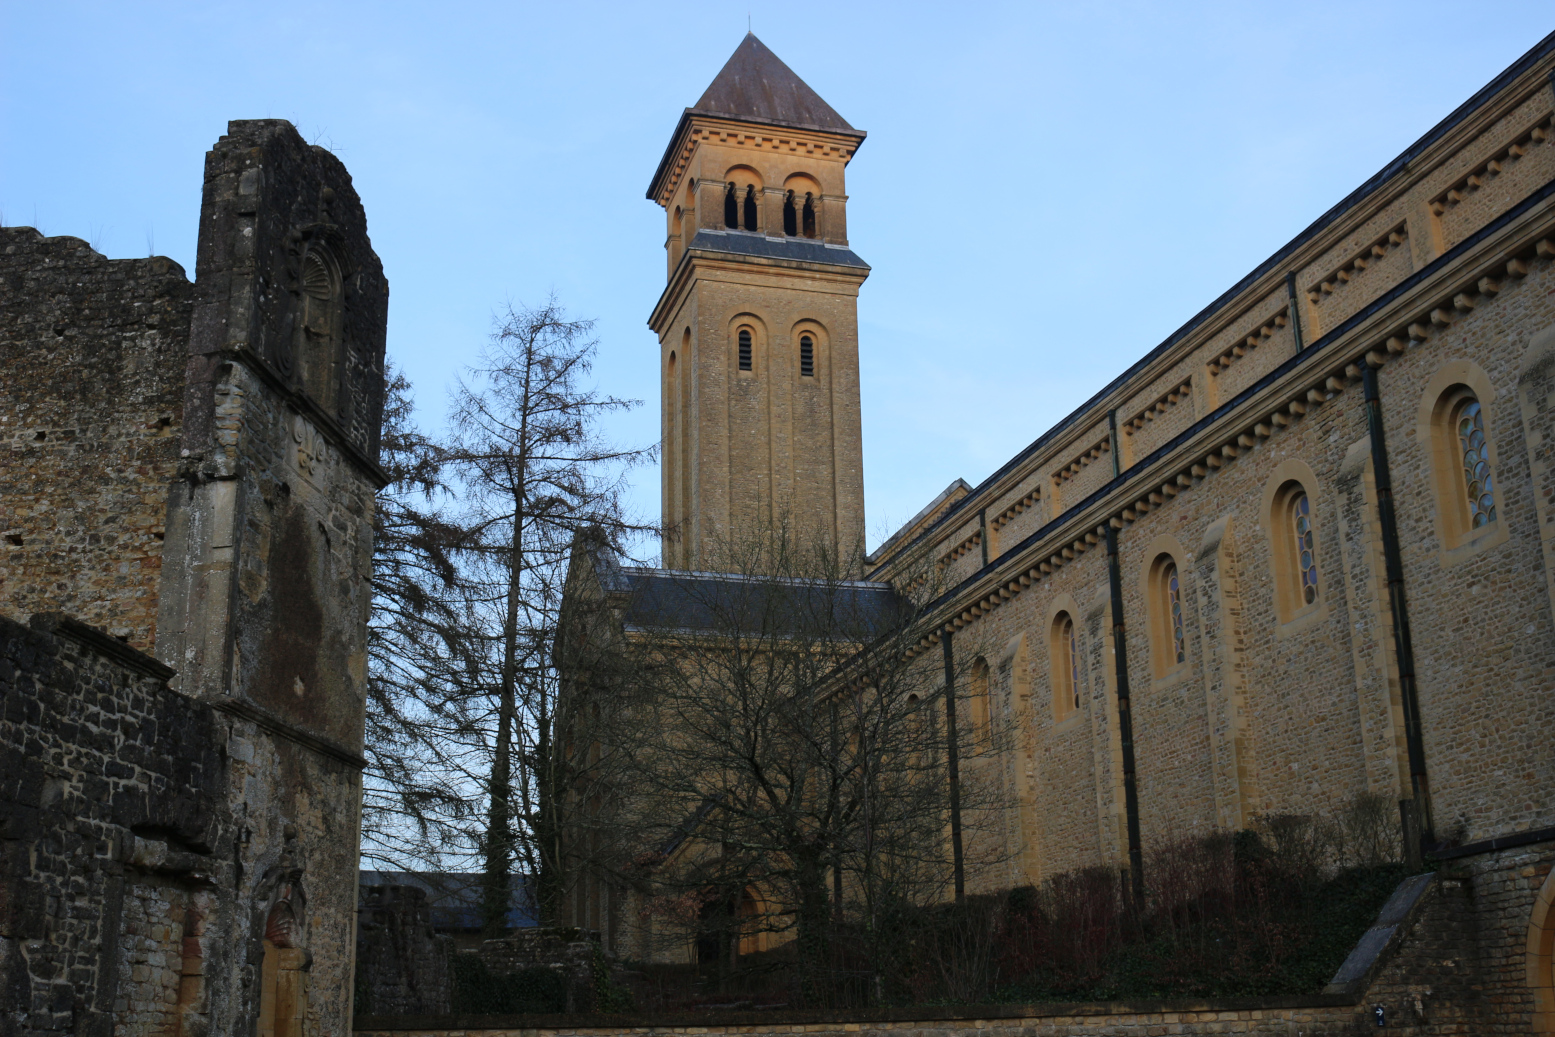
[{"x1": 645, "y1": 108, "x2": 868, "y2": 203}]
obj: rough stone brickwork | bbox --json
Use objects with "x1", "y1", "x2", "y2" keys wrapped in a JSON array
[
  {"x1": 0, "y1": 231, "x2": 194, "y2": 653},
  {"x1": 357, "y1": 886, "x2": 454, "y2": 1017},
  {"x1": 0, "y1": 612, "x2": 230, "y2": 1037},
  {"x1": 0, "y1": 118, "x2": 387, "y2": 1037}
]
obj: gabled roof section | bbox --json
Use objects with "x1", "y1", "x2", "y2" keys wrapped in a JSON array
[
  {"x1": 693, "y1": 33, "x2": 856, "y2": 134},
  {"x1": 647, "y1": 34, "x2": 866, "y2": 202}
]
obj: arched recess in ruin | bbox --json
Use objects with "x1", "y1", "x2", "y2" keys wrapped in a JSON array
[
  {"x1": 293, "y1": 240, "x2": 346, "y2": 418},
  {"x1": 1530, "y1": 863, "x2": 1555, "y2": 1034},
  {"x1": 257, "y1": 880, "x2": 309, "y2": 1037}
]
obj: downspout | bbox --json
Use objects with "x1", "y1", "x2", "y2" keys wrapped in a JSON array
[
  {"x1": 942, "y1": 631, "x2": 966, "y2": 903},
  {"x1": 1361, "y1": 363, "x2": 1434, "y2": 863},
  {"x1": 978, "y1": 508, "x2": 989, "y2": 567},
  {"x1": 1285, "y1": 272, "x2": 1306, "y2": 351},
  {"x1": 1104, "y1": 524, "x2": 1145, "y2": 906},
  {"x1": 1107, "y1": 409, "x2": 1121, "y2": 478}
]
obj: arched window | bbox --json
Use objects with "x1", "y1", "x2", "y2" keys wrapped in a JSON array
[
  {"x1": 1149, "y1": 555, "x2": 1186, "y2": 677},
  {"x1": 737, "y1": 328, "x2": 753, "y2": 371},
  {"x1": 743, "y1": 185, "x2": 758, "y2": 231},
  {"x1": 1425, "y1": 375, "x2": 1503, "y2": 554},
  {"x1": 1051, "y1": 612, "x2": 1078, "y2": 719},
  {"x1": 782, "y1": 191, "x2": 798, "y2": 236},
  {"x1": 1270, "y1": 480, "x2": 1321, "y2": 620},
  {"x1": 1289, "y1": 491, "x2": 1318, "y2": 606},
  {"x1": 1164, "y1": 564, "x2": 1185, "y2": 666},
  {"x1": 802, "y1": 193, "x2": 817, "y2": 238},
  {"x1": 737, "y1": 887, "x2": 769, "y2": 956},
  {"x1": 799, "y1": 334, "x2": 815, "y2": 377},
  {"x1": 724, "y1": 183, "x2": 738, "y2": 228},
  {"x1": 1454, "y1": 394, "x2": 1497, "y2": 529}
]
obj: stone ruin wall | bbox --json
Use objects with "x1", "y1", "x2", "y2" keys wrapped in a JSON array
[
  {"x1": 0, "y1": 230, "x2": 194, "y2": 654},
  {"x1": 0, "y1": 612, "x2": 231, "y2": 1037},
  {"x1": 0, "y1": 118, "x2": 388, "y2": 1037}
]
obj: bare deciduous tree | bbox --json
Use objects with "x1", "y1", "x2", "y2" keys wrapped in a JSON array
[
  {"x1": 446, "y1": 300, "x2": 652, "y2": 931},
  {"x1": 561, "y1": 521, "x2": 1009, "y2": 1005}
]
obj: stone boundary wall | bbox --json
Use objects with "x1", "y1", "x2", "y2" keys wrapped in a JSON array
[
  {"x1": 357, "y1": 847, "x2": 1555, "y2": 1035},
  {"x1": 354, "y1": 997, "x2": 1368, "y2": 1036}
]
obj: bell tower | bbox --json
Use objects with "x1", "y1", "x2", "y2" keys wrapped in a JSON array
[{"x1": 647, "y1": 34, "x2": 869, "y2": 572}]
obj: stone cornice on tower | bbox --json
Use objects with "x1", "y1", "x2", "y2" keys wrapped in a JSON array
[
  {"x1": 647, "y1": 229, "x2": 870, "y2": 336},
  {"x1": 649, "y1": 117, "x2": 865, "y2": 208}
]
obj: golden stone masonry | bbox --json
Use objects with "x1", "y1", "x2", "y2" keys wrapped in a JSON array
[{"x1": 557, "y1": 30, "x2": 1555, "y2": 1035}]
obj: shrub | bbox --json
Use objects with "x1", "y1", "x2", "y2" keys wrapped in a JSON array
[{"x1": 449, "y1": 955, "x2": 568, "y2": 1014}]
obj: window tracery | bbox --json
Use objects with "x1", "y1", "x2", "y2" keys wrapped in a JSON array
[
  {"x1": 1455, "y1": 397, "x2": 1496, "y2": 528},
  {"x1": 1165, "y1": 563, "x2": 1185, "y2": 666},
  {"x1": 1290, "y1": 491, "x2": 1319, "y2": 606}
]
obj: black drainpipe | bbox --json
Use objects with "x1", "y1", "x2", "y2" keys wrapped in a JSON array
[
  {"x1": 1104, "y1": 524, "x2": 1145, "y2": 906},
  {"x1": 978, "y1": 508, "x2": 989, "y2": 567},
  {"x1": 1107, "y1": 409, "x2": 1122, "y2": 478},
  {"x1": 1285, "y1": 272, "x2": 1306, "y2": 351},
  {"x1": 942, "y1": 630, "x2": 966, "y2": 903},
  {"x1": 1361, "y1": 364, "x2": 1434, "y2": 862}
]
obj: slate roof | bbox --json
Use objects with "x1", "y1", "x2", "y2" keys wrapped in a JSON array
[
  {"x1": 686, "y1": 228, "x2": 869, "y2": 269},
  {"x1": 614, "y1": 566, "x2": 906, "y2": 641},
  {"x1": 692, "y1": 33, "x2": 858, "y2": 135},
  {"x1": 648, "y1": 34, "x2": 865, "y2": 201}
]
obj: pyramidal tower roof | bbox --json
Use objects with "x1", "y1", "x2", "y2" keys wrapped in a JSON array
[
  {"x1": 648, "y1": 34, "x2": 864, "y2": 200},
  {"x1": 691, "y1": 33, "x2": 857, "y2": 134}
]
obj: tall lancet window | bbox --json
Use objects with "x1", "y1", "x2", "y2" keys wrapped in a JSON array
[{"x1": 738, "y1": 328, "x2": 753, "y2": 371}]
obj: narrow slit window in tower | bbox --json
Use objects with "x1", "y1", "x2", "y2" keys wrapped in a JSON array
[
  {"x1": 802, "y1": 194, "x2": 817, "y2": 238},
  {"x1": 738, "y1": 328, "x2": 753, "y2": 371},
  {"x1": 743, "y1": 186, "x2": 758, "y2": 231},
  {"x1": 799, "y1": 335, "x2": 814, "y2": 377},
  {"x1": 783, "y1": 192, "x2": 798, "y2": 236},
  {"x1": 724, "y1": 183, "x2": 738, "y2": 228}
]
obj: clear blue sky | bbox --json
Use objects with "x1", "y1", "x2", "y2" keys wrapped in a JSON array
[{"x1": 4, "y1": 3, "x2": 1551, "y2": 552}]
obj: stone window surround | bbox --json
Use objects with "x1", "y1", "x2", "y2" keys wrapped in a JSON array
[
  {"x1": 1138, "y1": 534, "x2": 1192, "y2": 684},
  {"x1": 1418, "y1": 358, "x2": 1510, "y2": 566},
  {"x1": 1260, "y1": 458, "x2": 1331, "y2": 635}
]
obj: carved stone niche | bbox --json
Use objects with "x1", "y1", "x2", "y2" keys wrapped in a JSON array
[{"x1": 282, "y1": 227, "x2": 349, "y2": 423}]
